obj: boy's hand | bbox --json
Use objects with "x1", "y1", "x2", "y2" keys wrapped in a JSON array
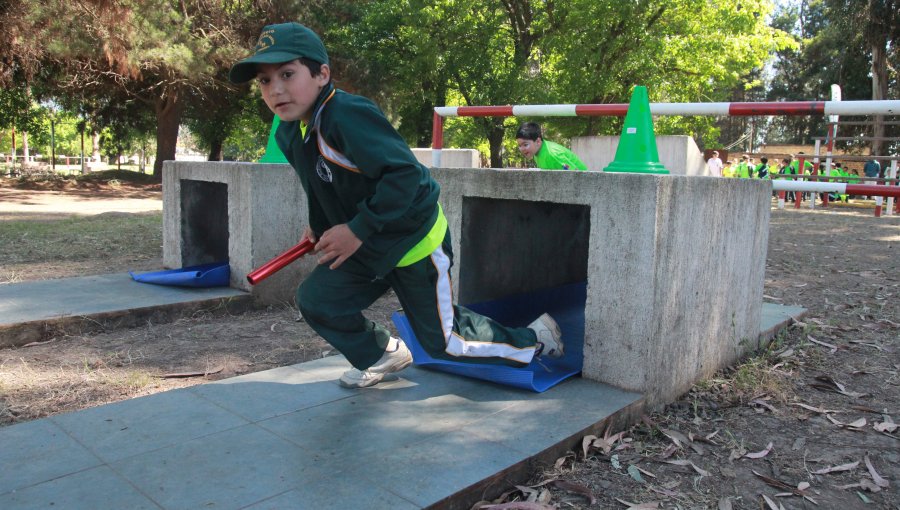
[
  {"x1": 303, "y1": 226, "x2": 318, "y2": 244},
  {"x1": 315, "y1": 224, "x2": 362, "y2": 269}
]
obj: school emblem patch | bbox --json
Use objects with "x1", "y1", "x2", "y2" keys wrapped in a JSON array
[{"x1": 316, "y1": 156, "x2": 333, "y2": 182}]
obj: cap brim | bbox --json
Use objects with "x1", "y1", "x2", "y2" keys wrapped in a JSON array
[{"x1": 228, "y1": 50, "x2": 305, "y2": 84}]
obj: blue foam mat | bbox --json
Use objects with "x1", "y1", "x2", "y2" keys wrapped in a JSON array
[
  {"x1": 391, "y1": 282, "x2": 585, "y2": 392},
  {"x1": 129, "y1": 262, "x2": 230, "y2": 288}
]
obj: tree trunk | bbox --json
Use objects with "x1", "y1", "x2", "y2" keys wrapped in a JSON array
[
  {"x1": 870, "y1": 40, "x2": 887, "y2": 163},
  {"x1": 153, "y1": 88, "x2": 184, "y2": 179},
  {"x1": 91, "y1": 130, "x2": 101, "y2": 163},
  {"x1": 207, "y1": 139, "x2": 223, "y2": 161},
  {"x1": 488, "y1": 120, "x2": 505, "y2": 168}
]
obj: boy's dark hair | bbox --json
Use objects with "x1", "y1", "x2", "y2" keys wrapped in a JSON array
[
  {"x1": 515, "y1": 122, "x2": 543, "y2": 141},
  {"x1": 760, "y1": 157, "x2": 768, "y2": 164},
  {"x1": 299, "y1": 57, "x2": 325, "y2": 78},
  {"x1": 782, "y1": 158, "x2": 791, "y2": 165}
]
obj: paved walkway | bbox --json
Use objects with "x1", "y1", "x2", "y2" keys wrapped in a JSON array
[{"x1": 0, "y1": 274, "x2": 805, "y2": 509}]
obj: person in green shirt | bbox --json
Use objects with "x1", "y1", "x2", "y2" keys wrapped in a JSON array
[
  {"x1": 753, "y1": 157, "x2": 770, "y2": 179},
  {"x1": 735, "y1": 154, "x2": 752, "y2": 178},
  {"x1": 228, "y1": 22, "x2": 564, "y2": 389},
  {"x1": 515, "y1": 122, "x2": 587, "y2": 171}
]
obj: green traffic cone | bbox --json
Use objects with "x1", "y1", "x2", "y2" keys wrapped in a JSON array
[
  {"x1": 258, "y1": 116, "x2": 289, "y2": 164},
  {"x1": 603, "y1": 86, "x2": 669, "y2": 174}
]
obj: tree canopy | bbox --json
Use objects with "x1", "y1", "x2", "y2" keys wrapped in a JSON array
[{"x1": 0, "y1": 0, "x2": 894, "y2": 170}]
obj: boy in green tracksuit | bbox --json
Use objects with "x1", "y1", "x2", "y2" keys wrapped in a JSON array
[
  {"x1": 229, "y1": 22, "x2": 563, "y2": 388},
  {"x1": 515, "y1": 122, "x2": 587, "y2": 171}
]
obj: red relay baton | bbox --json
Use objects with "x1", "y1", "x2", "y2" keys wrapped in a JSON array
[{"x1": 246, "y1": 238, "x2": 316, "y2": 285}]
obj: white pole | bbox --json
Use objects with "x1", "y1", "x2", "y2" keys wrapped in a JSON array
[{"x1": 887, "y1": 160, "x2": 898, "y2": 216}]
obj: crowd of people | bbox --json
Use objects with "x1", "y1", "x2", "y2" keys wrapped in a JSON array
[{"x1": 707, "y1": 151, "x2": 885, "y2": 204}]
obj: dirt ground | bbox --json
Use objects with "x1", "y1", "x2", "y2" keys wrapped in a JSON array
[{"x1": 1, "y1": 175, "x2": 898, "y2": 509}]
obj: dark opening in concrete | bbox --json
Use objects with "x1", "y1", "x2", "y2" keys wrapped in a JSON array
[
  {"x1": 180, "y1": 179, "x2": 229, "y2": 266},
  {"x1": 458, "y1": 197, "x2": 590, "y2": 304}
]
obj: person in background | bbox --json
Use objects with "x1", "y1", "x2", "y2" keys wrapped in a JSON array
[
  {"x1": 754, "y1": 157, "x2": 770, "y2": 180},
  {"x1": 780, "y1": 157, "x2": 796, "y2": 202},
  {"x1": 722, "y1": 159, "x2": 735, "y2": 178},
  {"x1": 863, "y1": 158, "x2": 882, "y2": 199},
  {"x1": 735, "y1": 154, "x2": 752, "y2": 178},
  {"x1": 515, "y1": 122, "x2": 587, "y2": 171},
  {"x1": 707, "y1": 150, "x2": 723, "y2": 177}
]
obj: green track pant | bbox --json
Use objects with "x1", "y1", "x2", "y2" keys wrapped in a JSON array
[{"x1": 296, "y1": 233, "x2": 538, "y2": 370}]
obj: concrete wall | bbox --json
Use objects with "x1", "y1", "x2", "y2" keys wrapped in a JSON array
[
  {"x1": 164, "y1": 162, "x2": 770, "y2": 409},
  {"x1": 572, "y1": 135, "x2": 708, "y2": 176},
  {"x1": 433, "y1": 169, "x2": 770, "y2": 409},
  {"x1": 411, "y1": 148, "x2": 482, "y2": 168},
  {"x1": 163, "y1": 161, "x2": 314, "y2": 305}
]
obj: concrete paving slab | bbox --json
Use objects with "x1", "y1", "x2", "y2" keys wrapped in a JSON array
[
  {"x1": 0, "y1": 285, "x2": 803, "y2": 509},
  {"x1": 0, "y1": 273, "x2": 252, "y2": 347},
  {"x1": 110, "y1": 424, "x2": 318, "y2": 510},
  {"x1": 0, "y1": 466, "x2": 161, "y2": 510},
  {"x1": 0, "y1": 420, "x2": 101, "y2": 495},
  {"x1": 50, "y1": 388, "x2": 250, "y2": 463},
  {"x1": 0, "y1": 273, "x2": 246, "y2": 323}
]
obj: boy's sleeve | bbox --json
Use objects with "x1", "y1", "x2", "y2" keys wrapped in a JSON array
[{"x1": 324, "y1": 99, "x2": 430, "y2": 242}]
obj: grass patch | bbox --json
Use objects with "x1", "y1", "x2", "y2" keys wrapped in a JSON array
[{"x1": 0, "y1": 212, "x2": 162, "y2": 264}]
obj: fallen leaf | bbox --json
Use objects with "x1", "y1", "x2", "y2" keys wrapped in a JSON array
[
  {"x1": 614, "y1": 499, "x2": 660, "y2": 509},
  {"x1": 664, "y1": 460, "x2": 710, "y2": 477},
  {"x1": 657, "y1": 444, "x2": 677, "y2": 460},
  {"x1": 627, "y1": 464, "x2": 644, "y2": 483},
  {"x1": 811, "y1": 375, "x2": 867, "y2": 398},
  {"x1": 874, "y1": 415, "x2": 898, "y2": 433},
  {"x1": 753, "y1": 471, "x2": 818, "y2": 504},
  {"x1": 848, "y1": 340, "x2": 883, "y2": 351},
  {"x1": 807, "y1": 335, "x2": 837, "y2": 353},
  {"x1": 813, "y1": 461, "x2": 860, "y2": 474},
  {"x1": 750, "y1": 400, "x2": 778, "y2": 414},
  {"x1": 777, "y1": 348, "x2": 795, "y2": 358},
  {"x1": 864, "y1": 455, "x2": 890, "y2": 488},
  {"x1": 611, "y1": 454, "x2": 621, "y2": 469},
  {"x1": 550, "y1": 480, "x2": 596, "y2": 504},
  {"x1": 635, "y1": 465, "x2": 657, "y2": 479},
  {"x1": 744, "y1": 442, "x2": 774, "y2": 459},
  {"x1": 791, "y1": 402, "x2": 838, "y2": 414},
  {"x1": 482, "y1": 503, "x2": 554, "y2": 510},
  {"x1": 582, "y1": 435, "x2": 598, "y2": 458},
  {"x1": 22, "y1": 339, "x2": 56, "y2": 347},
  {"x1": 717, "y1": 497, "x2": 733, "y2": 510},
  {"x1": 760, "y1": 494, "x2": 781, "y2": 510},
  {"x1": 827, "y1": 415, "x2": 867, "y2": 430},
  {"x1": 661, "y1": 428, "x2": 689, "y2": 448},
  {"x1": 157, "y1": 366, "x2": 224, "y2": 378}
]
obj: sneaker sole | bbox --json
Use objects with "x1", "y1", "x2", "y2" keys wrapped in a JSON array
[{"x1": 339, "y1": 352, "x2": 413, "y2": 389}]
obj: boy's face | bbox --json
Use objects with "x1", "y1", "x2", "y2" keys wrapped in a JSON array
[
  {"x1": 256, "y1": 60, "x2": 330, "y2": 123},
  {"x1": 516, "y1": 138, "x2": 542, "y2": 159}
]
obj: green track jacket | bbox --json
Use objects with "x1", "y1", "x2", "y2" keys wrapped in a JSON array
[{"x1": 275, "y1": 83, "x2": 440, "y2": 277}]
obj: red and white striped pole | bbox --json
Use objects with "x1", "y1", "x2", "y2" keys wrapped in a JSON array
[
  {"x1": 772, "y1": 180, "x2": 900, "y2": 198},
  {"x1": 433, "y1": 100, "x2": 900, "y2": 121},
  {"x1": 432, "y1": 112, "x2": 444, "y2": 168},
  {"x1": 822, "y1": 85, "x2": 841, "y2": 208},
  {"x1": 885, "y1": 159, "x2": 900, "y2": 216}
]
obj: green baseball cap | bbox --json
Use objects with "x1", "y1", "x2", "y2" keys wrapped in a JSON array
[{"x1": 229, "y1": 22, "x2": 329, "y2": 84}]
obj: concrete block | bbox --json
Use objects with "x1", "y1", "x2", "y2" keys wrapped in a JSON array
[
  {"x1": 432, "y1": 168, "x2": 769, "y2": 409},
  {"x1": 165, "y1": 162, "x2": 770, "y2": 409},
  {"x1": 572, "y1": 135, "x2": 708, "y2": 175},
  {"x1": 411, "y1": 148, "x2": 482, "y2": 168},
  {"x1": 163, "y1": 161, "x2": 314, "y2": 305}
]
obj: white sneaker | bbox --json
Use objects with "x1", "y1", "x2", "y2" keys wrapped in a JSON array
[
  {"x1": 528, "y1": 313, "x2": 564, "y2": 358},
  {"x1": 339, "y1": 337, "x2": 413, "y2": 388}
]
